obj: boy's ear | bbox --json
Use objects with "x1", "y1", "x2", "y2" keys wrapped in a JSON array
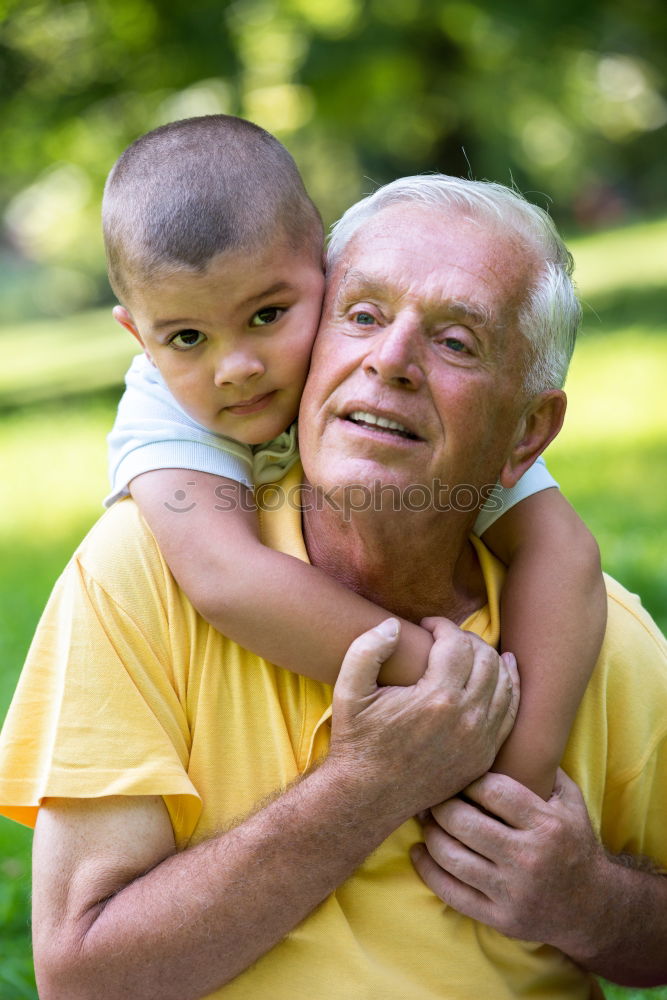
[
  {"x1": 500, "y1": 390, "x2": 567, "y2": 489},
  {"x1": 112, "y1": 305, "x2": 153, "y2": 361}
]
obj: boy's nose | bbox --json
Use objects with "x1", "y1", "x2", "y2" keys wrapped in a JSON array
[{"x1": 214, "y1": 350, "x2": 266, "y2": 387}]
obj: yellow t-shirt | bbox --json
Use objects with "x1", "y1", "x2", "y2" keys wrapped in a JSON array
[{"x1": 1, "y1": 465, "x2": 666, "y2": 999}]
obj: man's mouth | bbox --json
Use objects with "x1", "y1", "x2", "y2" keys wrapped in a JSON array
[{"x1": 345, "y1": 410, "x2": 421, "y2": 440}]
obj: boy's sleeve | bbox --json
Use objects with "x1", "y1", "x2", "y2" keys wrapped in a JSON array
[
  {"x1": 105, "y1": 354, "x2": 255, "y2": 506},
  {"x1": 473, "y1": 456, "x2": 559, "y2": 536}
]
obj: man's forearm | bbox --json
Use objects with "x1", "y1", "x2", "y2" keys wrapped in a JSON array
[
  {"x1": 559, "y1": 850, "x2": 667, "y2": 986},
  {"x1": 38, "y1": 761, "x2": 402, "y2": 1000}
]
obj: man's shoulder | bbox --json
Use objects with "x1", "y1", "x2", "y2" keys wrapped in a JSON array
[
  {"x1": 579, "y1": 573, "x2": 667, "y2": 767},
  {"x1": 72, "y1": 498, "x2": 169, "y2": 594},
  {"x1": 603, "y1": 573, "x2": 667, "y2": 664},
  {"x1": 564, "y1": 575, "x2": 666, "y2": 842}
]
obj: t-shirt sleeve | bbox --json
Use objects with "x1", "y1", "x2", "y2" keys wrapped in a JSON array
[
  {"x1": 473, "y1": 455, "x2": 559, "y2": 536},
  {"x1": 0, "y1": 505, "x2": 202, "y2": 846},
  {"x1": 105, "y1": 354, "x2": 254, "y2": 506}
]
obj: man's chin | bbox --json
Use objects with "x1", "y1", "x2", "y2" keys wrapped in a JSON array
[{"x1": 306, "y1": 456, "x2": 430, "y2": 513}]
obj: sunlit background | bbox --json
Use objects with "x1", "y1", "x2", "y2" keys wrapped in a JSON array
[
  {"x1": 2, "y1": 0, "x2": 667, "y2": 321},
  {"x1": 1, "y1": 2, "x2": 666, "y2": 997}
]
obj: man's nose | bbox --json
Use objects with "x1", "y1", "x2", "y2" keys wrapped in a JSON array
[
  {"x1": 363, "y1": 318, "x2": 424, "y2": 389},
  {"x1": 214, "y1": 346, "x2": 265, "y2": 386}
]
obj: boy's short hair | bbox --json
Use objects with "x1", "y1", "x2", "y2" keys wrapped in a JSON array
[{"x1": 103, "y1": 115, "x2": 323, "y2": 304}]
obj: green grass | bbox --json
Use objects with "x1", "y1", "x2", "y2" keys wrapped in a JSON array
[
  {"x1": 0, "y1": 215, "x2": 666, "y2": 998},
  {"x1": 0, "y1": 399, "x2": 118, "y2": 1000},
  {"x1": 547, "y1": 327, "x2": 667, "y2": 634},
  {"x1": 0, "y1": 307, "x2": 137, "y2": 407},
  {"x1": 0, "y1": 820, "x2": 35, "y2": 999}
]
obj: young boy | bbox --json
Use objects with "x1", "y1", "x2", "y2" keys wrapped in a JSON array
[{"x1": 103, "y1": 115, "x2": 606, "y2": 800}]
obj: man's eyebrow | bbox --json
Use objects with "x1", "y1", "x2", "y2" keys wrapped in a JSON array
[
  {"x1": 334, "y1": 269, "x2": 491, "y2": 328},
  {"x1": 338, "y1": 267, "x2": 386, "y2": 291},
  {"x1": 445, "y1": 299, "x2": 491, "y2": 329},
  {"x1": 151, "y1": 282, "x2": 295, "y2": 330},
  {"x1": 334, "y1": 269, "x2": 387, "y2": 306}
]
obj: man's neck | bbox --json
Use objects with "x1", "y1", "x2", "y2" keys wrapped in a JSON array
[{"x1": 302, "y1": 498, "x2": 487, "y2": 625}]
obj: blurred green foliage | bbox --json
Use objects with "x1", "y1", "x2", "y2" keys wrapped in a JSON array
[{"x1": 1, "y1": 0, "x2": 667, "y2": 320}]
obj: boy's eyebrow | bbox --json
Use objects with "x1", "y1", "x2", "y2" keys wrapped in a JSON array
[
  {"x1": 151, "y1": 281, "x2": 298, "y2": 330},
  {"x1": 237, "y1": 280, "x2": 297, "y2": 310},
  {"x1": 153, "y1": 316, "x2": 198, "y2": 331}
]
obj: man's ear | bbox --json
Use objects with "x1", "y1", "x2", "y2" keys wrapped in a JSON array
[
  {"x1": 500, "y1": 390, "x2": 566, "y2": 489},
  {"x1": 112, "y1": 305, "x2": 153, "y2": 363}
]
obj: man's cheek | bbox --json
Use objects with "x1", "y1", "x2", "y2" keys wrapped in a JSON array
[{"x1": 310, "y1": 322, "x2": 346, "y2": 360}]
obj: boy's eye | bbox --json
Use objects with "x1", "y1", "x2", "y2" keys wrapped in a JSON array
[
  {"x1": 170, "y1": 329, "x2": 205, "y2": 350},
  {"x1": 250, "y1": 306, "x2": 284, "y2": 327}
]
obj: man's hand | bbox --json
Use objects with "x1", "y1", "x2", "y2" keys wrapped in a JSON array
[
  {"x1": 328, "y1": 617, "x2": 520, "y2": 825},
  {"x1": 412, "y1": 769, "x2": 604, "y2": 944},
  {"x1": 411, "y1": 768, "x2": 667, "y2": 986}
]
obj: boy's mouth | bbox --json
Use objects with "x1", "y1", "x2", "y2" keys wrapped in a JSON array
[{"x1": 225, "y1": 391, "x2": 276, "y2": 415}]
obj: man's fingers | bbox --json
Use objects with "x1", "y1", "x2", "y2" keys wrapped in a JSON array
[
  {"x1": 429, "y1": 797, "x2": 515, "y2": 864},
  {"x1": 462, "y1": 771, "x2": 540, "y2": 829},
  {"x1": 420, "y1": 621, "x2": 516, "y2": 719},
  {"x1": 421, "y1": 817, "x2": 500, "y2": 892},
  {"x1": 420, "y1": 616, "x2": 457, "y2": 639},
  {"x1": 410, "y1": 842, "x2": 493, "y2": 921},
  {"x1": 501, "y1": 651, "x2": 519, "y2": 694},
  {"x1": 420, "y1": 625, "x2": 476, "y2": 689},
  {"x1": 334, "y1": 618, "x2": 401, "y2": 703},
  {"x1": 419, "y1": 624, "x2": 518, "y2": 763},
  {"x1": 494, "y1": 652, "x2": 520, "y2": 747},
  {"x1": 551, "y1": 768, "x2": 582, "y2": 802}
]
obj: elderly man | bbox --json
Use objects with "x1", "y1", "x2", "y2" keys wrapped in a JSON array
[{"x1": 1, "y1": 176, "x2": 666, "y2": 1000}]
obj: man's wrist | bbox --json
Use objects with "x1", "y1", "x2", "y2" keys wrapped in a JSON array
[
  {"x1": 554, "y1": 849, "x2": 665, "y2": 980},
  {"x1": 549, "y1": 846, "x2": 616, "y2": 964},
  {"x1": 313, "y1": 754, "x2": 409, "y2": 841}
]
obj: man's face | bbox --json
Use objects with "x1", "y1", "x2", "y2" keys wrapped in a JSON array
[{"x1": 298, "y1": 202, "x2": 539, "y2": 501}]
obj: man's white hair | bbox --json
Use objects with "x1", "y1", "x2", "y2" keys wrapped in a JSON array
[{"x1": 327, "y1": 175, "x2": 582, "y2": 394}]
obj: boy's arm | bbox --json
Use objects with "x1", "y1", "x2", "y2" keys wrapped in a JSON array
[
  {"x1": 130, "y1": 469, "x2": 433, "y2": 686},
  {"x1": 482, "y1": 487, "x2": 607, "y2": 799}
]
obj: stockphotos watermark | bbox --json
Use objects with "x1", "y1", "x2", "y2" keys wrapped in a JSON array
[{"x1": 164, "y1": 479, "x2": 505, "y2": 522}]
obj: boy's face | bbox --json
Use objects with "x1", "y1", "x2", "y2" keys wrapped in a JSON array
[{"x1": 114, "y1": 239, "x2": 325, "y2": 444}]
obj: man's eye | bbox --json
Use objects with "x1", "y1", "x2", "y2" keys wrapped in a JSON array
[
  {"x1": 351, "y1": 311, "x2": 376, "y2": 326},
  {"x1": 444, "y1": 337, "x2": 467, "y2": 352},
  {"x1": 437, "y1": 328, "x2": 473, "y2": 354},
  {"x1": 250, "y1": 307, "x2": 284, "y2": 327},
  {"x1": 170, "y1": 329, "x2": 205, "y2": 349}
]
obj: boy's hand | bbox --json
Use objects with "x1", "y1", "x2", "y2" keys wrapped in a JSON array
[{"x1": 328, "y1": 618, "x2": 520, "y2": 826}]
